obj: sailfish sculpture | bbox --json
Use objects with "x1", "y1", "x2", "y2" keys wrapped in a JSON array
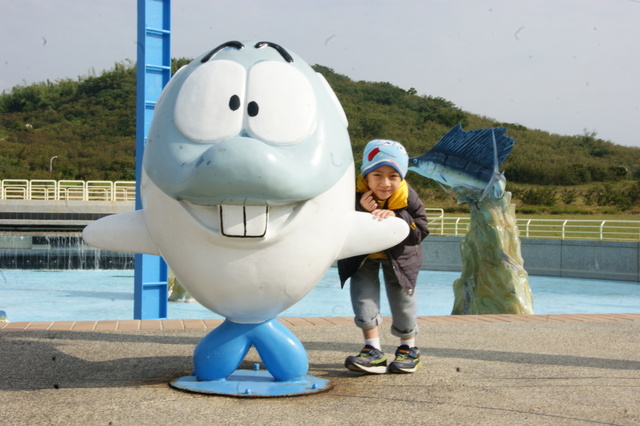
[
  {"x1": 408, "y1": 124, "x2": 533, "y2": 315},
  {"x1": 408, "y1": 124, "x2": 514, "y2": 201}
]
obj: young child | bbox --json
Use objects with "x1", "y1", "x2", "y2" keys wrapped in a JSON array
[{"x1": 338, "y1": 139, "x2": 429, "y2": 374}]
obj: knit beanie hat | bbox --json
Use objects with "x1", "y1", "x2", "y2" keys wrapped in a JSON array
[{"x1": 361, "y1": 139, "x2": 408, "y2": 179}]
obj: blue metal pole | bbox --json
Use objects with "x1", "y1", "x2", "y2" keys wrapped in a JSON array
[{"x1": 134, "y1": 0, "x2": 171, "y2": 319}]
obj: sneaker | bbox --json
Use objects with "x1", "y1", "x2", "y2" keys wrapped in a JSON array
[
  {"x1": 345, "y1": 345, "x2": 388, "y2": 374},
  {"x1": 387, "y1": 345, "x2": 422, "y2": 374}
]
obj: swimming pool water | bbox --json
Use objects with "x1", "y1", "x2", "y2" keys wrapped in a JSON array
[{"x1": 1, "y1": 268, "x2": 638, "y2": 322}]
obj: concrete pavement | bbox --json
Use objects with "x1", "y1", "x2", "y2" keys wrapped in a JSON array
[{"x1": 1, "y1": 314, "x2": 639, "y2": 425}]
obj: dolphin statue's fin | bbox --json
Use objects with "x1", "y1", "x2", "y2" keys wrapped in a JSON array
[
  {"x1": 82, "y1": 210, "x2": 160, "y2": 255},
  {"x1": 337, "y1": 212, "x2": 409, "y2": 260}
]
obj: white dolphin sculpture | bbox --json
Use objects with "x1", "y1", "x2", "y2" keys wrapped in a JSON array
[{"x1": 83, "y1": 41, "x2": 408, "y2": 386}]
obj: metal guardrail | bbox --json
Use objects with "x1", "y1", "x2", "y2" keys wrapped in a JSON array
[
  {"x1": 516, "y1": 218, "x2": 640, "y2": 242},
  {"x1": 1, "y1": 180, "x2": 136, "y2": 202},
  {"x1": 426, "y1": 209, "x2": 640, "y2": 242},
  {"x1": 2, "y1": 182, "x2": 639, "y2": 242}
]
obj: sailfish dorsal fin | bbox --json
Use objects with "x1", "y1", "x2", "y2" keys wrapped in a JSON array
[{"x1": 428, "y1": 124, "x2": 514, "y2": 170}]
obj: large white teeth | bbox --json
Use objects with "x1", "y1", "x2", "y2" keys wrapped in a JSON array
[{"x1": 220, "y1": 205, "x2": 268, "y2": 238}]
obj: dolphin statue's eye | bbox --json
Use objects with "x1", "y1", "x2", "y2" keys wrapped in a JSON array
[
  {"x1": 174, "y1": 60, "x2": 246, "y2": 143},
  {"x1": 229, "y1": 95, "x2": 241, "y2": 111},
  {"x1": 247, "y1": 101, "x2": 259, "y2": 117},
  {"x1": 245, "y1": 61, "x2": 317, "y2": 145}
]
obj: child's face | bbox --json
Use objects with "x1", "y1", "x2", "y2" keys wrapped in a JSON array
[{"x1": 364, "y1": 165, "x2": 402, "y2": 201}]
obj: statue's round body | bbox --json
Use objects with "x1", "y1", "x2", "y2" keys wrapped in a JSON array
[{"x1": 83, "y1": 41, "x2": 408, "y2": 385}]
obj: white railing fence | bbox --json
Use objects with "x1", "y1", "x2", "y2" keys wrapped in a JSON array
[
  {"x1": 1, "y1": 179, "x2": 136, "y2": 202},
  {"x1": 2, "y1": 181, "x2": 639, "y2": 242},
  {"x1": 426, "y1": 209, "x2": 640, "y2": 242}
]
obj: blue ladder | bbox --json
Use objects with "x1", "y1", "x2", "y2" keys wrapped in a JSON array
[{"x1": 134, "y1": 0, "x2": 171, "y2": 319}]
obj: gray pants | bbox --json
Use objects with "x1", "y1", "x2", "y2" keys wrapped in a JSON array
[{"x1": 349, "y1": 257, "x2": 418, "y2": 339}]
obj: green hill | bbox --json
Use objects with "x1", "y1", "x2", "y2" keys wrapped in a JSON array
[{"x1": 1, "y1": 60, "x2": 639, "y2": 213}]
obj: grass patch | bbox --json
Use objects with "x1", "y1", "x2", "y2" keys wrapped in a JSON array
[{"x1": 420, "y1": 181, "x2": 640, "y2": 219}]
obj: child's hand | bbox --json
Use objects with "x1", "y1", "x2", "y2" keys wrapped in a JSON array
[
  {"x1": 372, "y1": 209, "x2": 396, "y2": 220},
  {"x1": 359, "y1": 190, "x2": 378, "y2": 212}
]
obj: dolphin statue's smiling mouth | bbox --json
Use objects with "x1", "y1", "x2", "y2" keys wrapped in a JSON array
[{"x1": 181, "y1": 201, "x2": 301, "y2": 240}]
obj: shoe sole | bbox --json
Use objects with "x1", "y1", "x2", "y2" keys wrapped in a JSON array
[
  {"x1": 387, "y1": 361, "x2": 422, "y2": 374},
  {"x1": 345, "y1": 361, "x2": 388, "y2": 374}
]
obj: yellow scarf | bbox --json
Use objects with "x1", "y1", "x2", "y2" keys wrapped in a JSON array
[
  {"x1": 356, "y1": 174, "x2": 409, "y2": 210},
  {"x1": 356, "y1": 174, "x2": 409, "y2": 259}
]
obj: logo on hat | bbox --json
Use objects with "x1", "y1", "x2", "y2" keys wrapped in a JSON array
[{"x1": 368, "y1": 147, "x2": 381, "y2": 161}]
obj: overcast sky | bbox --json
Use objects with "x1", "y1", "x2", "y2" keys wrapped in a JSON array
[{"x1": 1, "y1": 0, "x2": 639, "y2": 148}]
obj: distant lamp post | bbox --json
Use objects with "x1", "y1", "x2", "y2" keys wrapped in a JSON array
[{"x1": 49, "y1": 156, "x2": 58, "y2": 173}]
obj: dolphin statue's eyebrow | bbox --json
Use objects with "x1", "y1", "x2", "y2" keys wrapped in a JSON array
[
  {"x1": 254, "y1": 41, "x2": 294, "y2": 63},
  {"x1": 201, "y1": 41, "x2": 245, "y2": 63}
]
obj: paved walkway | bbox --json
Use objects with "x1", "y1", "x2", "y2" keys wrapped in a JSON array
[
  {"x1": 4, "y1": 313, "x2": 640, "y2": 332},
  {"x1": 1, "y1": 314, "x2": 639, "y2": 425}
]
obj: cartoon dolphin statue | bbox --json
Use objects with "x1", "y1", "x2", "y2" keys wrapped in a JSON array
[
  {"x1": 82, "y1": 40, "x2": 408, "y2": 394},
  {"x1": 408, "y1": 124, "x2": 514, "y2": 201}
]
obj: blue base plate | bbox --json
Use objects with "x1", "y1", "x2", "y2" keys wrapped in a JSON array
[{"x1": 170, "y1": 369, "x2": 333, "y2": 397}]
